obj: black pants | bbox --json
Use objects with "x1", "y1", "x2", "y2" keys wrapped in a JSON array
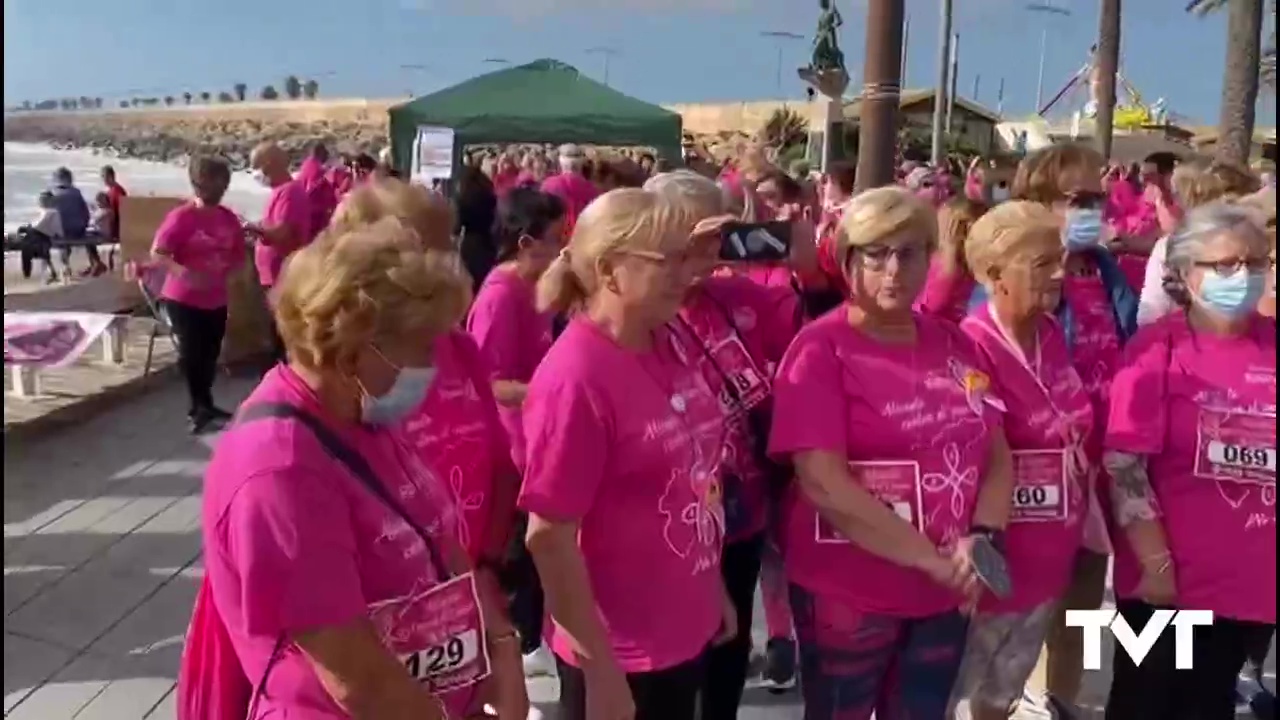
[
  {"x1": 700, "y1": 533, "x2": 765, "y2": 720},
  {"x1": 165, "y1": 301, "x2": 227, "y2": 414},
  {"x1": 1107, "y1": 599, "x2": 1273, "y2": 720},
  {"x1": 262, "y1": 287, "x2": 286, "y2": 364},
  {"x1": 17, "y1": 228, "x2": 54, "y2": 279},
  {"x1": 58, "y1": 239, "x2": 102, "y2": 269},
  {"x1": 499, "y1": 513, "x2": 545, "y2": 656},
  {"x1": 556, "y1": 651, "x2": 707, "y2": 720}
]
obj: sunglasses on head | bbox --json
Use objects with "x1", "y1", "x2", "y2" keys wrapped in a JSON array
[{"x1": 1065, "y1": 190, "x2": 1106, "y2": 209}]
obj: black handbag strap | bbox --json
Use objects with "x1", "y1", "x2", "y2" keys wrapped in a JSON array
[
  {"x1": 234, "y1": 402, "x2": 455, "y2": 716},
  {"x1": 235, "y1": 402, "x2": 450, "y2": 579}
]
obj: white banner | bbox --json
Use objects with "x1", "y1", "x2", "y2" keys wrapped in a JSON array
[
  {"x1": 3, "y1": 312, "x2": 119, "y2": 368},
  {"x1": 412, "y1": 126, "x2": 456, "y2": 183}
]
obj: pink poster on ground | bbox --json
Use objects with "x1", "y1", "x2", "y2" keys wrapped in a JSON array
[{"x1": 3, "y1": 312, "x2": 118, "y2": 368}]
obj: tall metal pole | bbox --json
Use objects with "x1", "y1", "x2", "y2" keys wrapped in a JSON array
[
  {"x1": 760, "y1": 31, "x2": 804, "y2": 98},
  {"x1": 973, "y1": 74, "x2": 981, "y2": 102},
  {"x1": 585, "y1": 46, "x2": 619, "y2": 86},
  {"x1": 929, "y1": 0, "x2": 955, "y2": 166},
  {"x1": 1035, "y1": 27, "x2": 1048, "y2": 110},
  {"x1": 997, "y1": 77, "x2": 1006, "y2": 117},
  {"x1": 1094, "y1": 0, "x2": 1121, "y2": 160},
  {"x1": 901, "y1": 16, "x2": 911, "y2": 83},
  {"x1": 1027, "y1": 3, "x2": 1072, "y2": 115},
  {"x1": 946, "y1": 33, "x2": 959, "y2": 136},
  {"x1": 857, "y1": 0, "x2": 907, "y2": 191}
]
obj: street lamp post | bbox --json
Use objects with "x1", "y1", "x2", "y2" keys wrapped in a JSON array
[
  {"x1": 584, "y1": 46, "x2": 620, "y2": 86},
  {"x1": 929, "y1": 0, "x2": 954, "y2": 166},
  {"x1": 399, "y1": 64, "x2": 431, "y2": 96},
  {"x1": 1026, "y1": 2, "x2": 1072, "y2": 113},
  {"x1": 760, "y1": 30, "x2": 805, "y2": 98}
]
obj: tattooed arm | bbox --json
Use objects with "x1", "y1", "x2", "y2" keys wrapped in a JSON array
[{"x1": 1104, "y1": 450, "x2": 1172, "y2": 567}]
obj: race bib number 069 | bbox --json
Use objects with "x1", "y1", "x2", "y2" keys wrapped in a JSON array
[
  {"x1": 1207, "y1": 442, "x2": 1277, "y2": 473},
  {"x1": 402, "y1": 628, "x2": 481, "y2": 681}
]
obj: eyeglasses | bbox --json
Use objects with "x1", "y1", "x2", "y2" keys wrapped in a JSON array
[
  {"x1": 1192, "y1": 257, "x2": 1275, "y2": 275},
  {"x1": 852, "y1": 242, "x2": 929, "y2": 270}
]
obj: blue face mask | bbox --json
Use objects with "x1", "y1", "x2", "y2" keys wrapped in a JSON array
[
  {"x1": 1063, "y1": 208, "x2": 1104, "y2": 251},
  {"x1": 361, "y1": 365, "x2": 436, "y2": 427},
  {"x1": 1196, "y1": 268, "x2": 1267, "y2": 319}
]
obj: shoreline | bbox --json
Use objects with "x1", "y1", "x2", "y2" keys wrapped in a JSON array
[{"x1": 3, "y1": 101, "x2": 393, "y2": 171}]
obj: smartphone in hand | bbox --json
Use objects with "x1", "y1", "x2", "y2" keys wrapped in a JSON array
[{"x1": 719, "y1": 221, "x2": 791, "y2": 262}]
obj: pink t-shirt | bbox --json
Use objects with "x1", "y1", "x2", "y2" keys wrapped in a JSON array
[
  {"x1": 768, "y1": 309, "x2": 1003, "y2": 616},
  {"x1": 152, "y1": 201, "x2": 246, "y2": 309},
  {"x1": 403, "y1": 330, "x2": 513, "y2": 562},
  {"x1": 677, "y1": 275, "x2": 798, "y2": 542},
  {"x1": 254, "y1": 180, "x2": 314, "y2": 288},
  {"x1": 916, "y1": 261, "x2": 977, "y2": 325},
  {"x1": 519, "y1": 317, "x2": 727, "y2": 672},
  {"x1": 962, "y1": 305, "x2": 1095, "y2": 612},
  {"x1": 203, "y1": 365, "x2": 477, "y2": 719},
  {"x1": 297, "y1": 157, "x2": 338, "y2": 239},
  {"x1": 540, "y1": 172, "x2": 599, "y2": 223},
  {"x1": 465, "y1": 267, "x2": 555, "y2": 471},
  {"x1": 1106, "y1": 313, "x2": 1276, "y2": 623}
]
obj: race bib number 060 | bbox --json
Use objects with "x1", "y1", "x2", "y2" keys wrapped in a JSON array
[{"x1": 403, "y1": 628, "x2": 481, "y2": 681}]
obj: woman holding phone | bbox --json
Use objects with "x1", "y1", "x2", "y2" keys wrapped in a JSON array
[
  {"x1": 768, "y1": 186, "x2": 1014, "y2": 720},
  {"x1": 952, "y1": 202, "x2": 1095, "y2": 720}
]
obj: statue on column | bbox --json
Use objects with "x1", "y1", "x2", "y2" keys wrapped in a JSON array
[{"x1": 799, "y1": 0, "x2": 850, "y2": 98}]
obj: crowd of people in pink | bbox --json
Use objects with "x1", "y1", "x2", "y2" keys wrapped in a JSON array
[{"x1": 152, "y1": 136, "x2": 1275, "y2": 720}]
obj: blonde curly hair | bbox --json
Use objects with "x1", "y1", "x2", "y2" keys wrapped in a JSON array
[
  {"x1": 275, "y1": 218, "x2": 471, "y2": 371},
  {"x1": 327, "y1": 179, "x2": 456, "y2": 252},
  {"x1": 964, "y1": 201, "x2": 1063, "y2": 287}
]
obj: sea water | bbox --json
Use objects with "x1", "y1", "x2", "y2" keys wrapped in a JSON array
[
  {"x1": 4, "y1": 141, "x2": 272, "y2": 293},
  {"x1": 4, "y1": 141, "x2": 270, "y2": 232}
]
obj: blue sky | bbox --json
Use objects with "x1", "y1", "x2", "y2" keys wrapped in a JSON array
[{"x1": 2, "y1": 0, "x2": 1275, "y2": 126}]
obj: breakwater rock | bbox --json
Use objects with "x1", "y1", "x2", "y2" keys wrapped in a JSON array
[{"x1": 3, "y1": 100, "x2": 395, "y2": 170}]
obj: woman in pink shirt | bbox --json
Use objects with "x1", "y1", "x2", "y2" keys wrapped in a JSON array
[
  {"x1": 521, "y1": 188, "x2": 736, "y2": 720},
  {"x1": 915, "y1": 196, "x2": 986, "y2": 324},
  {"x1": 149, "y1": 156, "x2": 247, "y2": 433},
  {"x1": 200, "y1": 220, "x2": 525, "y2": 720},
  {"x1": 951, "y1": 202, "x2": 1095, "y2": 720},
  {"x1": 465, "y1": 186, "x2": 567, "y2": 676},
  {"x1": 645, "y1": 170, "x2": 802, "y2": 717},
  {"x1": 768, "y1": 186, "x2": 1015, "y2": 720},
  {"x1": 1103, "y1": 203, "x2": 1275, "y2": 720}
]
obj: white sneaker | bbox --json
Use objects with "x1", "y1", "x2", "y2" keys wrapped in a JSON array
[
  {"x1": 480, "y1": 704, "x2": 546, "y2": 720},
  {"x1": 522, "y1": 644, "x2": 557, "y2": 678}
]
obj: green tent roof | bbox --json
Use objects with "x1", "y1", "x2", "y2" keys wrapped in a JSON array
[{"x1": 388, "y1": 59, "x2": 682, "y2": 170}]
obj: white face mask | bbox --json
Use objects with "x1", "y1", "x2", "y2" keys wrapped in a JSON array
[{"x1": 251, "y1": 169, "x2": 271, "y2": 188}]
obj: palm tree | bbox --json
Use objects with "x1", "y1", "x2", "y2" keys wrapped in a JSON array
[
  {"x1": 283, "y1": 75, "x2": 302, "y2": 100},
  {"x1": 302, "y1": 78, "x2": 319, "y2": 99},
  {"x1": 234, "y1": 83, "x2": 248, "y2": 102},
  {"x1": 200, "y1": 91, "x2": 212, "y2": 103},
  {"x1": 183, "y1": 91, "x2": 193, "y2": 105},
  {"x1": 164, "y1": 96, "x2": 175, "y2": 106},
  {"x1": 1187, "y1": 0, "x2": 1266, "y2": 164}
]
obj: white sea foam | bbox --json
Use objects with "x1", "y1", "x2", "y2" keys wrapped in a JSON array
[{"x1": 4, "y1": 141, "x2": 271, "y2": 233}]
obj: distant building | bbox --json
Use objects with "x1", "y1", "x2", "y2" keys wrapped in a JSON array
[{"x1": 842, "y1": 88, "x2": 1002, "y2": 157}]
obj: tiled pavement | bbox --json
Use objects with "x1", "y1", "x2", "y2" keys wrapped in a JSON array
[{"x1": 3, "y1": 376, "x2": 1272, "y2": 719}]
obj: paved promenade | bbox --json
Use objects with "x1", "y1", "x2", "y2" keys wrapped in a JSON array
[{"x1": 3, "y1": 377, "x2": 1271, "y2": 719}]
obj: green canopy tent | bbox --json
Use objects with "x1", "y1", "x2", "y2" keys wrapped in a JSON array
[{"x1": 388, "y1": 59, "x2": 683, "y2": 174}]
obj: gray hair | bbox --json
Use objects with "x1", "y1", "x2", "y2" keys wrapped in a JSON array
[
  {"x1": 1163, "y1": 201, "x2": 1270, "y2": 307},
  {"x1": 642, "y1": 170, "x2": 729, "y2": 217}
]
